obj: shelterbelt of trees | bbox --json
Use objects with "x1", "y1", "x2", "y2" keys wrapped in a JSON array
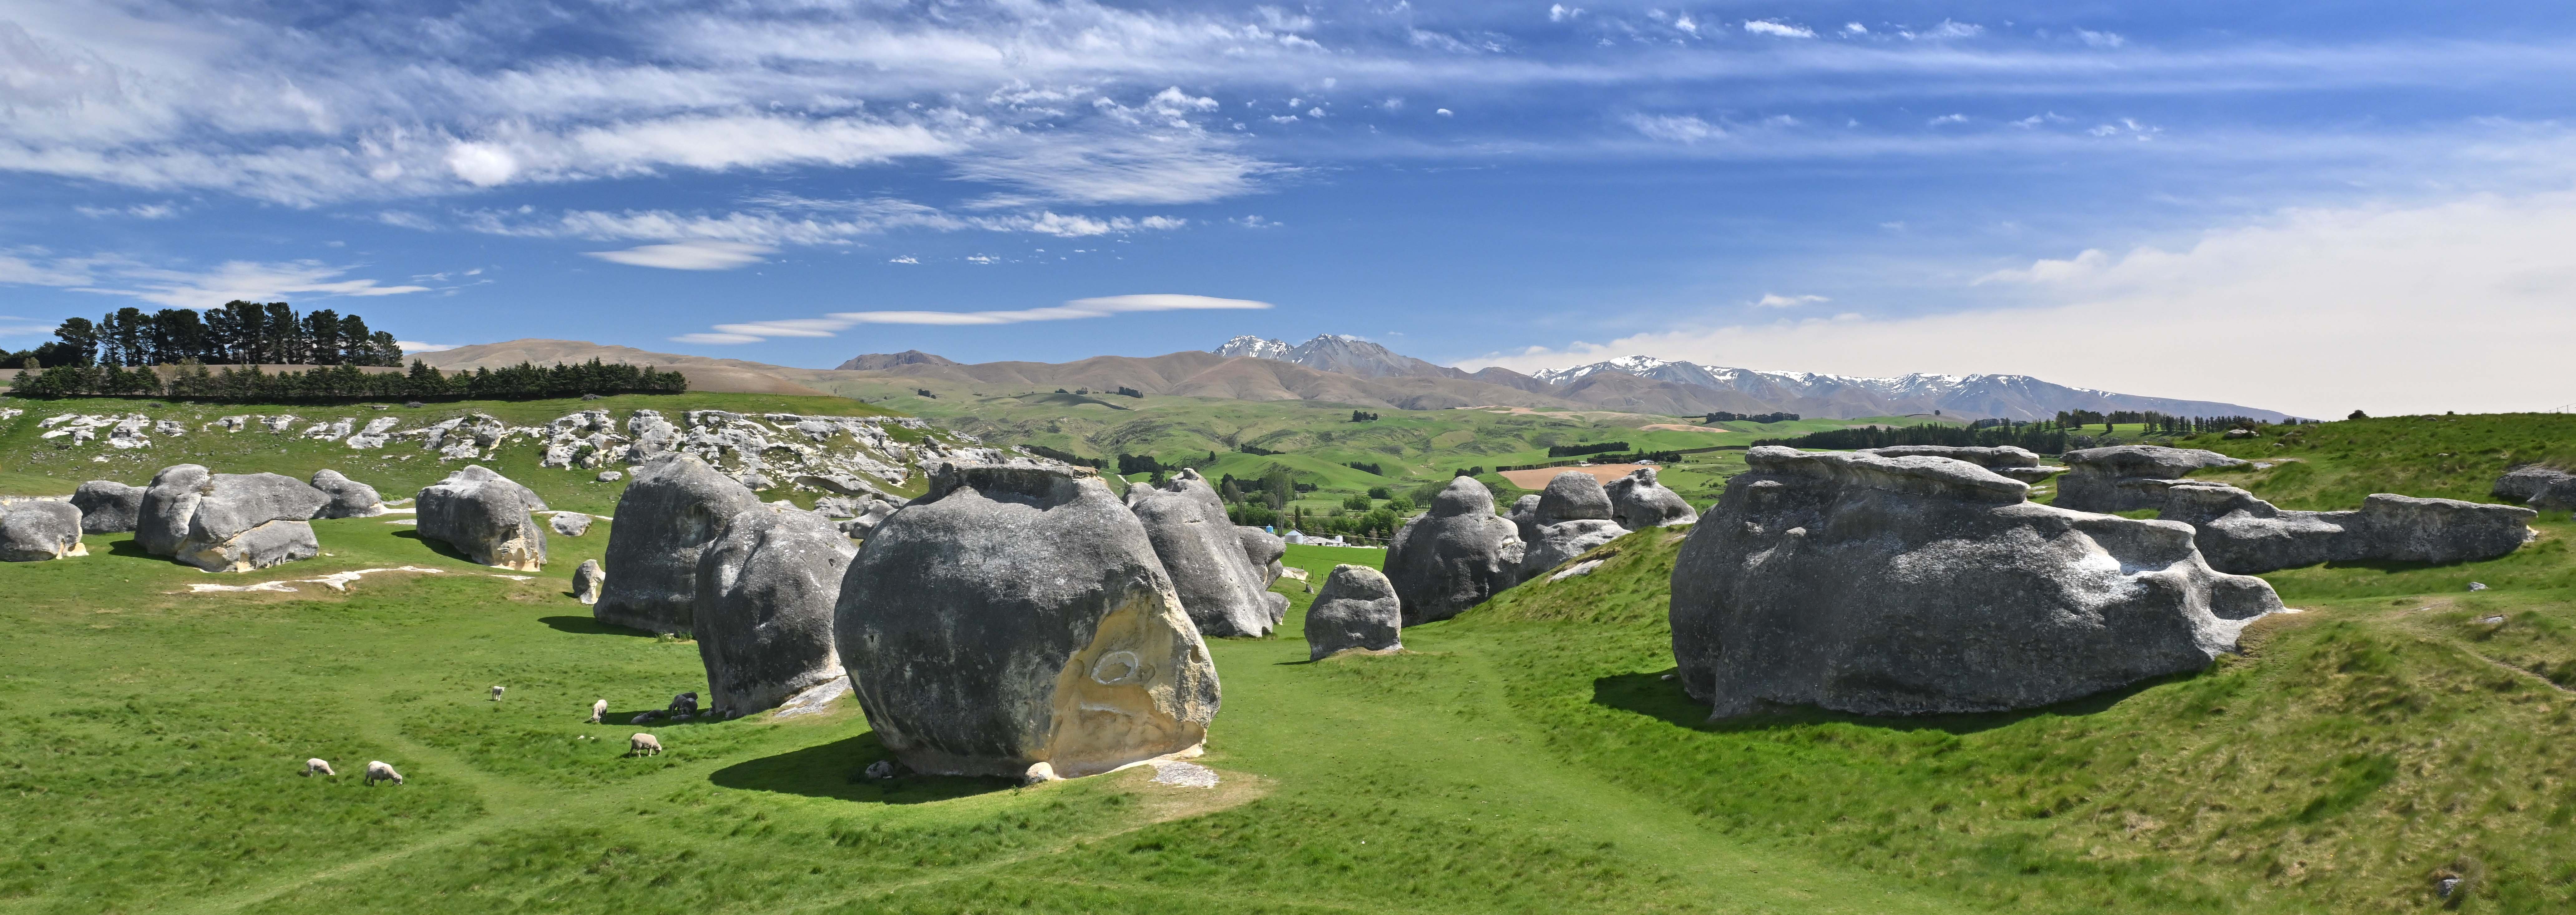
[
  {"x1": 7, "y1": 359, "x2": 688, "y2": 403},
  {"x1": 0, "y1": 301, "x2": 403, "y2": 369}
]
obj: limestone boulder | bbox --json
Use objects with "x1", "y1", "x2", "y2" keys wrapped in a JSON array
[
  {"x1": 1671, "y1": 447, "x2": 2280, "y2": 719},
  {"x1": 2155, "y1": 481, "x2": 2535, "y2": 574},
  {"x1": 1603, "y1": 467, "x2": 1699, "y2": 529},
  {"x1": 1306, "y1": 565, "x2": 1403, "y2": 660},
  {"x1": 595, "y1": 454, "x2": 767, "y2": 634},
  {"x1": 1505, "y1": 494, "x2": 1541, "y2": 546},
  {"x1": 1522, "y1": 519, "x2": 1627, "y2": 579},
  {"x1": 2496, "y1": 466, "x2": 2576, "y2": 510},
  {"x1": 1535, "y1": 471, "x2": 1614, "y2": 525},
  {"x1": 550, "y1": 512, "x2": 593, "y2": 537},
  {"x1": 70, "y1": 480, "x2": 144, "y2": 534},
  {"x1": 1384, "y1": 476, "x2": 1524, "y2": 625},
  {"x1": 694, "y1": 505, "x2": 857, "y2": 717},
  {"x1": 1125, "y1": 469, "x2": 1278, "y2": 638},
  {"x1": 1861, "y1": 445, "x2": 2042, "y2": 468},
  {"x1": 416, "y1": 465, "x2": 548, "y2": 571},
  {"x1": 573, "y1": 559, "x2": 605, "y2": 605},
  {"x1": 308, "y1": 469, "x2": 387, "y2": 519},
  {"x1": 147, "y1": 469, "x2": 328, "y2": 572},
  {"x1": 136, "y1": 464, "x2": 212, "y2": 556},
  {"x1": 2056, "y1": 445, "x2": 2250, "y2": 513},
  {"x1": 835, "y1": 461, "x2": 1220, "y2": 779},
  {"x1": 0, "y1": 501, "x2": 87, "y2": 561},
  {"x1": 1237, "y1": 525, "x2": 1287, "y2": 585}
]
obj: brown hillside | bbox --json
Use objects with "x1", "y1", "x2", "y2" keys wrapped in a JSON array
[{"x1": 416, "y1": 340, "x2": 834, "y2": 396}]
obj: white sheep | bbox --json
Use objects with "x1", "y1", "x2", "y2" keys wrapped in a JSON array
[
  {"x1": 364, "y1": 760, "x2": 404, "y2": 785},
  {"x1": 589, "y1": 698, "x2": 608, "y2": 723},
  {"x1": 491, "y1": 685, "x2": 505, "y2": 701},
  {"x1": 303, "y1": 758, "x2": 335, "y2": 777},
  {"x1": 629, "y1": 733, "x2": 662, "y2": 756}
]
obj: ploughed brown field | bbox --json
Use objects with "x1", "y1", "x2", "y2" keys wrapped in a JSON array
[{"x1": 1500, "y1": 463, "x2": 1651, "y2": 489}]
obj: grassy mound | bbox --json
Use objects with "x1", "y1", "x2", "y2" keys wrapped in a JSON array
[{"x1": 2172, "y1": 413, "x2": 2576, "y2": 511}]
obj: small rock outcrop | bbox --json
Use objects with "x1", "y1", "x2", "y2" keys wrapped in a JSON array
[
  {"x1": 2055, "y1": 445, "x2": 2250, "y2": 512},
  {"x1": 416, "y1": 465, "x2": 549, "y2": 571},
  {"x1": 70, "y1": 480, "x2": 144, "y2": 534},
  {"x1": 550, "y1": 513, "x2": 593, "y2": 537},
  {"x1": 695, "y1": 505, "x2": 858, "y2": 717},
  {"x1": 835, "y1": 461, "x2": 1220, "y2": 779},
  {"x1": 2155, "y1": 481, "x2": 2536, "y2": 574},
  {"x1": 1671, "y1": 447, "x2": 2281, "y2": 719},
  {"x1": 595, "y1": 454, "x2": 767, "y2": 634},
  {"x1": 308, "y1": 470, "x2": 388, "y2": 519},
  {"x1": 1505, "y1": 494, "x2": 1541, "y2": 545},
  {"x1": 1603, "y1": 467, "x2": 1698, "y2": 529},
  {"x1": 1305, "y1": 565, "x2": 1403, "y2": 660},
  {"x1": 137, "y1": 466, "x2": 328, "y2": 571},
  {"x1": 0, "y1": 500, "x2": 86, "y2": 561},
  {"x1": 2495, "y1": 466, "x2": 2576, "y2": 510},
  {"x1": 1237, "y1": 526, "x2": 1287, "y2": 585},
  {"x1": 1862, "y1": 445, "x2": 2060, "y2": 482},
  {"x1": 1384, "y1": 476, "x2": 1525, "y2": 625},
  {"x1": 573, "y1": 559, "x2": 605, "y2": 604},
  {"x1": 1124, "y1": 469, "x2": 1282, "y2": 637}
]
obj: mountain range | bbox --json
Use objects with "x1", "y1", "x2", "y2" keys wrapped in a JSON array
[{"x1": 417, "y1": 335, "x2": 2287, "y2": 421}]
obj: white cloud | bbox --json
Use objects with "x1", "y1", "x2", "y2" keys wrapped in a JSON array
[
  {"x1": 1673, "y1": 15, "x2": 1699, "y2": 37},
  {"x1": 1548, "y1": 5, "x2": 1583, "y2": 23},
  {"x1": 2077, "y1": 29, "x2": 2127, "y2": 48},
  {"x1": 1752, "y1": 293, "x2": 1829, "y2": 308},
  {"x1": 75, "y1": 203, "x2": 175, "y2": 219},
  {"x1": 1928, "y1": 114, "x2": 1969, "y2": 126},
  {"x1": 1743, "y1": 20, "x2": 1813, "y2": 39},
  {"x1": 1914, "y1": 20, "x2": 1985, "y2": 40},
  {"x1": 395, "y1": 340, "x2": 458, "y2": 353},
  {"x1": 888, "y1": 255, "x2": 920, "y2": 264},
  {"x1": 1435, "y1": 108, "x2": 1453, "y2": 117},
  {"x1": 679, "y1": 293, "x2": 1274, "y2": 343},
  {"x1": 584, "y1": 241, "x2": 773, "y2": 271},
  {"x1": 1468, "y1": 190, "x2": 2576, "y2": 417},
  {"x1": 1842, "y1": 23, "x2": 1869, "y2": 36},
  {"x1": 39, "y1": 257, "x2": 433, "y2": 308},
  {"x1": 1629, "y1": 114, "x2": 1723, "y2": 143}
]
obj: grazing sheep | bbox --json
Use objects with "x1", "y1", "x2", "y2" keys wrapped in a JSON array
[
  {"x1": 589, "y1": 698, "x2": 608, "y2": 723},
  {"x1": 303, "y1": 758, "x2": 335, "y2": 777},
  {"x1": 629, "y1": 733, "x2": 663, "y2": 756},
  {"x1": 364, "y1": 760, "x2": 404, "y2": 785},
  {"x1": 491, "y1": 685, "x2": 505, "y2": 701}
]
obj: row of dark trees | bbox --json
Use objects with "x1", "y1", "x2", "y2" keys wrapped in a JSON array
[
  {"x1": 1754, "y1": 422, "x2": 2075, "y2": 453},
  {"x1": 2043, "y1": 410, "x2": 2287, "y2": 434},
  {"x1": 8, "y1": 359, "x2": 687, "y2": 402},
  {"x1": 0, "y1": 302, "x2": 405, "y2": 370},
  {"x1": 1547, "y1": 440, "x2": 1632, "y2": 458},
  {"x1": 1703, "y1": 411, "x2": 1799, "y2": 423}
]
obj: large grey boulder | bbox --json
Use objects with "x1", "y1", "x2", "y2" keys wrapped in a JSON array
[
  {"x1": 1306, "y1": 565, "x2": 1403, "y2": 660},
  {"x1": 835, "y1": 461, "x2": 1220, "y2": 779},
  {"x1": 2496, "y1": 466, "x2": 2576, "y2": 510},
  {"x1": 1535, "y1": 471, "x2": 1614, "y2": 525},
  {"x1": 1384, "y1": 476, "x2": 1525, "y2": 625},
  {"x1": 695, "y1": 505, "x2": 857, "y2": 718},
  {"x1": 308, "y1": 469, "x2": 387, "y2": 519},
  {"x1": 0, "y1": 501, "x2": 87, "y2": 561},
  {"x1": 595, "y1": 454, "x2": 767, "y2": 634},
  {"x1": 1671, "y1": 447, "x2": 2280, "y2": 720},
  {"x1": 160, "y1": 471, "x2": 328, "y2": 572},
  {"x1": 835, "y1": 497, "x2": 900, "y2": 539},
  {"x1": 2056, "y1": 445, "x2": 2250, "y2": 512},
  {"x1": 136, "y1": 464, "x2": 212, "y2": 556},
  {"x1": 1603, "y1": 467, "x2": 1698, "y2": 529},
  {"x1": 573, "y1": 559, "x2": 605, "y2": 605},
  {"x1": 1125, "y1": 468, "x2": 1280, "y2": 637},
  {"x1": 1505, "y1": 494, "x2": 1541, "y2": 546},
  {"x1": 1864, "y1": 445, "x2": 2060, "y2": 482},
  {"x1": 2155, "y1": 481, "x2": 2535, "y2": 574},
  {"x1": 1237, "y1": 525, "x2": 1287, "y2": 585},
  {"x1": 1522, "y1": 518, "x2": 1627, "y2": 579},
  {"x1": 416, "y1": 465, "x2": 548, "y2": 571},
  {"x1": 549, "y1": 512, "x2": 593, "y2": 537},
  {"x1": 70, "y1": 480, "x2": 144, "y2": 534}
]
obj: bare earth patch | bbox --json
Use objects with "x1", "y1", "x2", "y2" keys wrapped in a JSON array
[
  {"x1": 1639, "y1": 423, "x2": 1735, "y2": 433},
  {"x1": 1500, "y1": 464, "x2": 1651, "y2": 489}
]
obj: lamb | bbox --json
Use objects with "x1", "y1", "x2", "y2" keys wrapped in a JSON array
[
  {"x1": 364, "y1": 760, "x2": 404, "y2": 785},
  {"x1": 303, "y1": 758, "x2": 335, "y2": 777},
  {"x1": 629, "y1": 733, "x2": 663, "y2": 756},
  {"x1": 490, "y1": 685, "x2": 505, "y2": 701},
  {"x1": 589, "y1": 698, "x2": 608, "y2": 723}
]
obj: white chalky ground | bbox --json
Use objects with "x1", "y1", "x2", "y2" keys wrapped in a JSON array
[{"x1": 1149, "y1": 760, "x2": 1219, "y2": 788}]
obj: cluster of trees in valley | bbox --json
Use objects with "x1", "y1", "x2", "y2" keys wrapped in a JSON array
[
  {"x1": 0, "y1": 302, "x2": 404, "y2": 369},
  {"x1": 9, "y1": 358, "x2": 687, "y2": 402}
]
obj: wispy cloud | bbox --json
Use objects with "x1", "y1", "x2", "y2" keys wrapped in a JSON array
[
  {"x1": 1743, "y1": 20, "x2": 1814, "y2": 39},
  {"x1": 0, "y1": 250, "x2": 433, "y2": 308},
  {"x1": 677, "y1": 294, "x2": 1273, "y2": 343},
  {"x1": 585, "y1": 241, "x2": 773, "y2": 271},
  {"x1": 1753, "y1": 293, "x2": 1829, "y2": 308}
]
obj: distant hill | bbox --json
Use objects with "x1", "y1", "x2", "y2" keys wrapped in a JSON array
[
  {"x1": 835, "y1": 350, "x2": 959, "y2": 371},
  {"x1": 417, "y1": 340, "x2": 835, "y2": 396}
]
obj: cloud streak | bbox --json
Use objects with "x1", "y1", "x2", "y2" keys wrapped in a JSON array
[{"x1": 682, "y1": 294, "x2": 1273, "y2": 343}]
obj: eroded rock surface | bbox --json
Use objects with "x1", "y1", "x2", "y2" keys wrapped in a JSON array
[
  {"x1": 2496, "y1": 466, "x2": 2576, "y2": 510},
  {"x1": 416, "y1": 465, "x2": 548, "y2": 571},
  {"x1": 140, "y1": 467, "x2": 329, "y2": 572},
  {"x1": 1306, "y1": 564, "x2": 1403, "y2": 660},
  {"x1": 695, "y1": 505, "x2": 857, "y2": 717},
  {"x1": 309, "y1": 470, "x2": 387, "y2": 519},
  {"x1": 1125, "y1": 469, "x2": 1280, "y2": 637},
  {"x1": 2056, "y1": 445, "x2": 2250, "y2": 513},
  {"x1": 1535, "y1": 471, "x2": 1615, "y2": 525},
  {"x1": 573, "y1": 559, "x2": 605, "y2": 605},
  {"x1": 1671, "y1": 447, "x2": 2280, "y2": 719},
  {"x1": 70, "y1": 480, "x2": 143, "y2": 534},
  {"x1": 1603, "y1": 467, "x2": 1699, "y2": 529},
  {"x1": 835, "y1": 461, "x2": 1219, "y2": 779},
  {"x1": 1237, "y1": 526, "x2": 1287, "y2": 585},
  {"x1": 1522, "y1": 518, "x2": 1627, "y2": 579},
  {"x1": 2155, "y1": 481, "x2": 2535, "y2": 574},
  {"x1": 595, "y1": 454, "x2": 766, "y2": 634},
  {"x1": 1385, "y1": 476, "x2": 1524, "y2": 625},
  {"x1": 0, "y1": 500, "x2": 87, "y2": 561},
  {"x1": 550, "y1": 512, "x2": 593, "y2": 537}
]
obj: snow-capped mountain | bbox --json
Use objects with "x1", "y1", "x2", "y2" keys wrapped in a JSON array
[
  {"x1": 1530, "y1": 355, "x2": 2290, "y2": 421},
  {"x1": 1213, "y1": 335, "x2": 1292, "y2": 361},
  {"x1": 1213, "y1": 334, "x2": 1465, "y2": 380}
]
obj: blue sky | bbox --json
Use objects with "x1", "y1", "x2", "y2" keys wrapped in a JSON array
[{"x1": 6, "y1": 1, "x2": 2576, "y2": 415}]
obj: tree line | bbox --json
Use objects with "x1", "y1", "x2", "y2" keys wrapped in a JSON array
[
  {"x1": 1754, "y1": 422, "x2": 2073, "y2": 453},
  {"x1": 0, "y1": 302, "x2": 404, "y2": 370},
  {"x1": 8, "y1": 358, "x2": 687, "y2": 402}
]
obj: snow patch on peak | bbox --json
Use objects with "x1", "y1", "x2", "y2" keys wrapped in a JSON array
[{"x1": 1215, "y1": 335, "x2": 1291, "y2": 360}]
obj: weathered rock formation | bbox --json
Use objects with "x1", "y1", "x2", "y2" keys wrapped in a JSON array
[
  {"x1": 595, "y1": 454, "x2": 766, "y2": 634},
  {"x1": 1862, "y1": 445, "x2": 2061, "y2": 482},
  {"x1": 573, "y1": 559, "x2": 605, "y2": 605},
  {"x1": 1603, "y1": 467, "x2": 1699, "y2": 528},
  {"x1": 550, "y1": 512, "x2": 593, "y2": 537},
  {"x1": 1505, "y1": 494, "x2": 1541, "y2": 546},
  {"x1": 1522, "y1": 471, "x2": 1628, "y2": 578},
  {"x1": 0, "y1": 500, "x2": 87, "y2": 561},
  {"x1": 1385, "y1": 476, "x2": 1525, "y2": 625},
  {"x1": 1237, "y1": 525, "x2": 1287, "y2": 585},
  {"x1": 2055, "y1": 445, "x2": 2250, "y2": 512},
  {"x1": 835, "y1": 461, "x2": 1220, "y2": 779},
  {"x1": 2153, "y1": 481, "x2": 2536, "y2": 574},
  {"x1": 70, "y1": 480, "x2": 143, "y2": 534},
  {"x1": 695, "y1": 505, "x2": 857, "y2": 717},
  {"x1": 1124, "y1": 468, "x2": 1282, "y2": 637},
  {"x1": 2495, "y1": 466, "x2": 2576, "y2": 510},
  {"x1": 417, "y1": 465, "x2": 548, "y2": 571},
  {"x1": 137, "y1": 466, "x2": 328, "y2": 571},
  {"x1": 1305, "y1": 564, "x2": 1403, "y2": 660},
  {"x1": 1535, "y1": 471, "x2": 1614, "y2": 525},
  {"x1": 1671, "y1": 447, "x2": 2281, "y2": 719},
  {"x1": 308, "y1": 470, "x2": 388, "y2": 519}
]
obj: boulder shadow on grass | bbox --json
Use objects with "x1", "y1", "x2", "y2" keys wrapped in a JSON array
[
  {"x1": 390, "y1": 529, "x2": 476, "y2": 565},
  {"x1": 1592, "y1": 667, "x2": 2188, "y2": 737},
  {"x1": 101, "y1": 537, "x2": 153, "y2": 558},
  {"x1": 708, "y1": 732, "x2": 1015, "y2": 805},
  {"x1": 538, "y1": 615, "x2": 658, "y2": 638}
]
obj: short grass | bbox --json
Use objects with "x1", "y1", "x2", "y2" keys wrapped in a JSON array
[{"x1": 2171, "y1": 413, "x2": 2576, "y2": 511}]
